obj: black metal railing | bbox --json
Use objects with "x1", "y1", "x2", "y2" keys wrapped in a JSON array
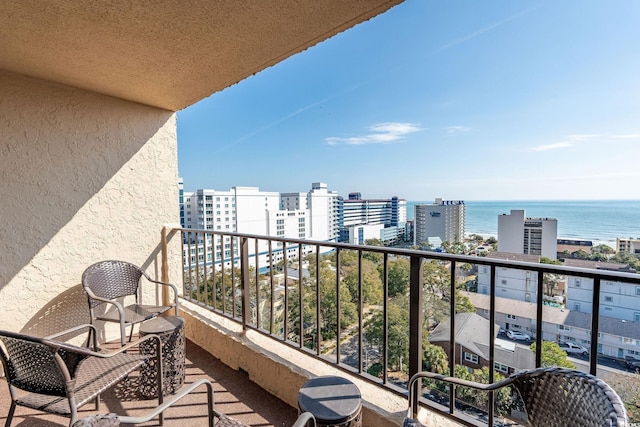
[{"x1": 176, "y1": 228, "x2": 640, "y2": 426}]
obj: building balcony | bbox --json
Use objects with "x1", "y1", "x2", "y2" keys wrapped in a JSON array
[{"x1": 2, "y1": 229, "x2": 640, "y2": 426}]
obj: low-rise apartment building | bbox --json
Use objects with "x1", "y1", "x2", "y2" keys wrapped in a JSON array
[
  {"x1": 429, "y1": 312, "x2": 535, "y2": 375},
  {"x1": 476, "y1": 252, "x2": 542, "y2": 303},
  {"x1": 465, "y1": 292, "x2": 640, "y2": 361},
  {"x1": 563, "y1": 258, "x2": 638, "y2": 321}
]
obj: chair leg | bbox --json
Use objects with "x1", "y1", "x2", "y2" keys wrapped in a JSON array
[{"x1": 4, "y1": 401, "x2": 16, "y2": 427}]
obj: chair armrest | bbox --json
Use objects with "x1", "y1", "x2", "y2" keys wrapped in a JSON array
[
  {"x1": 51, "y1": 332, "x2": 162, "y2": 360},
  {"x1": 143, "y1": 275, "x2": 180, "y2": 315},
  {"x1": 408, "y1": 371, "x2": 514, "y2": 392},
  {"x1": 117, "y1": 379, "x2": 214, "y2": 425},
  {"x1": 45, "y1": 324, "x2": 98, "y2": 351},
  {"x1": 292, "y1": 412, "x2": 316, "y2": 427},
  {"x1": 45, "y1": 324, "x2": 97, "y2": 340},
  {"x1": 84, "y1": 287, "x2": 127, "y2": 320},
  {"x1": 407, "y1": 371, "x2": 515, "y2": 419}
]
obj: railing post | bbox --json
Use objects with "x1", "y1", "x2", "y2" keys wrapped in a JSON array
[
  {"x1": 409, "y1": 255, "x2": 423, "y2": 416},
  {"x1": 240, "y1": 237, "x2": 250, "y2": 330},
  {"x1": 161, "y1": 226, "x2": 170, "y2": 308}
]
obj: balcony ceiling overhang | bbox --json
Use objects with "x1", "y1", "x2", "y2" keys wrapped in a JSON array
[{"x1": 0, "y1": 1, "x2": 402, "y2": 111}]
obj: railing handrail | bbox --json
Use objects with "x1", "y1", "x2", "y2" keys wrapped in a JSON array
[
  {"x1": 171, "y1": 226, "x2": 640, "y2": 427},
  {"x1": 171, "y1": 226, "x2": 640, "y2": 283}
]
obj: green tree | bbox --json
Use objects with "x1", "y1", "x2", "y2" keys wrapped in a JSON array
[
  {"x1": 342, "y1": 258, "x2": 383, "y2": 305},
  {"x1": 385, "y1": 257, "x2": 410, "y2": 297},
  {"x1": 574, "y1": 249, "x2": 591, "y2": 260},
  {"x1": 422, "y1": 343, "x2": 448, "y2": 374},
  {"x1": 364, "y1": 294, "x2": 409, "y2": 372},
  {"x1": 441, "y1": 240, "x2": 466, "y2": 254},
  {"x1": 530, "y1": 341, "x2": 576, "y2": 369},
  {"x1": 610, "y1": 251, "x2": 640, "y2": 271}
]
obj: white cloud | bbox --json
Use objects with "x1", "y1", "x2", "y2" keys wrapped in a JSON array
[
  {"x1": 326, "y1": 122, "x2": 422, "y2": 146},
  {"x1": 445, "y1": 126, "x2": 471, "y2": 134},
  {"x1": 531, "y1": 134, "x2": 599, "y2": 151},
  {"x1": 612, "y1": 134, "x2": 640, "y2": 139},
  {"x1": 531, "y1": 142, "x2": 575, "y2": 151}
]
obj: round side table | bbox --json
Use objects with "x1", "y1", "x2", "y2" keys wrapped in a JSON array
[
  {"x1": 139, "y1": 315, "x2": 186, "y2": 398},
  {"x1": 298, "y1": 376, "x2": 362, "y2": 427}
]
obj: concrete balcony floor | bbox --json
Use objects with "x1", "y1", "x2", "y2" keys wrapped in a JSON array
[{"x1": 0, "y1": 339, "x2": 299, "y2": 427}]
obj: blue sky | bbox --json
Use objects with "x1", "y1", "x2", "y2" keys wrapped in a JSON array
[{"x1": 177, "y1": 0, "x2": 640, "y2": 201}]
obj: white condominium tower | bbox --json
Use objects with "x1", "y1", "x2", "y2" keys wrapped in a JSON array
[
  {"x1": 281, "y1": 182, "x2": 341, "y2": 243},
  {"x1": 182, "y1": 183, "x2": 340, "y2": 269},
  {"x1": 498, "y1": 209, "x2": 558, "y2": 260},
  {"x1": 414, "y1": 198, "x2": 465, "y2": 246}
]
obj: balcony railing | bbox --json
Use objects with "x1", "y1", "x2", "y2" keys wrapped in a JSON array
[{"x1": 172, "y1": 227, "x2": 640, "y2": 426}]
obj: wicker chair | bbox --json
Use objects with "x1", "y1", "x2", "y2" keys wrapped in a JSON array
[
  {"x1": 406, "y1": 367, "x2": 629, "y2": 427},
  {"x1": 0, "y1": 325, "x2": 163, "y2": 427},
  {"x1": 82, "y1": 260, "x2": 179, "y2": 346}
]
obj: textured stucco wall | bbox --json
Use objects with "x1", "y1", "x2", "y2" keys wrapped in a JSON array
[{"x1": 0, "y1": 71, "x2": 182, "y2": 337}]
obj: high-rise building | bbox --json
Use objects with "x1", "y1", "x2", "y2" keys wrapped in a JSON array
[
  {"x1": 339, "y1": 194, "x2": 407, "y2": 244},
  {"x1": 413, "y1": 198, "x2": 465, "y2": 247},
  {"x1": 182, "y1": 183, "x2": 340, "y2": 269},
  {"x1": 497, "y1": 210, "x2": 558, "y2": 260}
]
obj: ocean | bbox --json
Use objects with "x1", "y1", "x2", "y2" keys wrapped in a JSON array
[{"x1": 406, "y1": 200, "x2": 640, "y2": 247}]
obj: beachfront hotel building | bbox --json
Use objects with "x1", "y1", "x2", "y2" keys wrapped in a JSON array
[
  {"x1": 497, "y1": 209, "x2": 558, "y2": 260},
  {"x1": 413, "y1": 198, "x2": 465, "y2": 247},
  {"x1": 617, "y1": 237, "x2": 640, "y2": 255},
  {"x1": 182, "y1": 182, "x2": 340, "y2": 269},
  {"x1": 339, "y1": 193, "x2": 407, "y2": 244}
]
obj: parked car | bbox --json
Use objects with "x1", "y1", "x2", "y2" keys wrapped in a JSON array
[
  {"x1": 625, "y1": 356, "x2": 640, "y2": 373},
  {"x1": 506, "y1": 330, "x2": 531, "y2": 341},
  {"x1": 558, "y1": 341, "x2": 589, "y2": 356}
]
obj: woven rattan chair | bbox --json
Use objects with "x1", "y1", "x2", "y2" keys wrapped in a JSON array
[
  {"x1": 82, "y1": 260, "x2": 179, "y2": 346},
  {"x1": 0, "y1": 325, "x2": 163, "y2": 427},
  {"x1": 406, "y1": 367, "x2": 629, "y2": 427}
]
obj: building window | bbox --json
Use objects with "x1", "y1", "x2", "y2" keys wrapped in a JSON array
[
  {"x1": 501, "y1": 279, "x2": 507, "y2": 285},
  {"x1": 506, "y1": 314, "x2": 517, "y2": 320},
  {"x1": 494, "y1": 362, "x2": 509, "y2": 373},
  {"x1": 604, "y1": 296, "x2": 613, "y2": 302},
  {"x1": 636, "y1": 287, "x2": 640, "y2": 296},
  {"x1": 464, "y1": 352, "x2": 479, "y2": 364},
  {"x1": 574, "y1": 303, "x2": 581, "y2": 311},
  {"x1": 635, "y1": 313, "x2": 640, "y2": 322},
  {"x1": 575, "y1": 279, "x2": 581, "y2": 288}
]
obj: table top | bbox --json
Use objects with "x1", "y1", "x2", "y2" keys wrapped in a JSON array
[
  {"x1": 298, "y1": 376, "x2": 361, "y2": 423},
  {"x1": 139, "y1": 315, "x2": 184, "y2": 335}
]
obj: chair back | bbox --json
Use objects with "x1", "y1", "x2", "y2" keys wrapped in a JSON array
[
  {"x1": 510, "y1": 367, "x2": 628, "y2": 427},
  {"x1": 0, "y1": 331, "x2": 79, "y2": 397},
  {"x1": 82, "y1": 260, "x2": 144, "y2": 307}
]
